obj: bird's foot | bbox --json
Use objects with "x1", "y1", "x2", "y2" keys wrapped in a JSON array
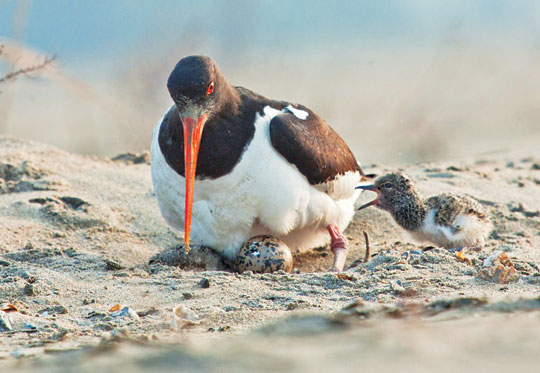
[{"x1": 327, "y1": 224, "x2": 348, "y2": 272}]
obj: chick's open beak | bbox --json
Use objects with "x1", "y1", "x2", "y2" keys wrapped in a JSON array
[{"x1": 356, "y1": 184, "x2": 380, "y2": 210}]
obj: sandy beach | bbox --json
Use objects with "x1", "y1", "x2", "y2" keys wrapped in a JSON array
[{"x1": 0, "y1": 136, "x2": 539, "y2": 371}]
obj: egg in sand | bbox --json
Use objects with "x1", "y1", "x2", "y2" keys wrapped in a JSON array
[{"x1": 236, "y1": 235, "x2": 293, "y2": 273}]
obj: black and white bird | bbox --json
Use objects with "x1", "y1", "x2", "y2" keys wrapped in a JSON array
[
  {"x1": 151, "y1": 55, "x2": 364, "y2": 272},
  {"x1": 357, "y1": 173, "x2": 492, "y2": 250}
]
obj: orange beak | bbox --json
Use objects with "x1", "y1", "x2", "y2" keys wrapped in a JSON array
[{"x1": 182, "y1": 114, "x2": 206, "y2": 253}]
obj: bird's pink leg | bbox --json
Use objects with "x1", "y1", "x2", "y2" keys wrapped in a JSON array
[{"x1": 327, "y1": 224, "x2": 348, "y2": 272}]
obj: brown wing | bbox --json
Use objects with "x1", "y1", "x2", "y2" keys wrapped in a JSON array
[{"x1": 269, "y1": 105, "x2": 361, "y2": 185}]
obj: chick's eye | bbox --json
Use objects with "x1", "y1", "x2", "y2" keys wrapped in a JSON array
[
  {"x1": 206, "y1": 81, "x2": 215, "y2": 96},
  {"x1": 384, "y1": 183, "x2": 393, "y2": 189}
]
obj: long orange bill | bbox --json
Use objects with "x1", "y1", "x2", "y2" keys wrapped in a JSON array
[
  {"x1": 182, "y1": 114, "x2": 206, "y2": 253},
  {"x1": 355, "y1": 185, "x2": 380, "y2": 210}
]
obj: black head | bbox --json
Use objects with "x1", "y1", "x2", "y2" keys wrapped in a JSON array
[
  {"x1": 165, "y1": 55, "x2": 241, "y2": 252},
  {"x1": 167, "y1": 55, "x2": 229, "y2": 120}
]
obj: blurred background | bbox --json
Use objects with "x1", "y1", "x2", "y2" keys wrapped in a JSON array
[{"x1": 1, "y1": 0, "x2": 540, "y2": 164}]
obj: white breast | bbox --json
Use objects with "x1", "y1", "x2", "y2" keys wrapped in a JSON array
[
  {"x1": 413, "y1": 208, "x2": 491, "y2": 249},
  {"x1": 151, "y1": 105, "x2": 361, "y2": 259}
]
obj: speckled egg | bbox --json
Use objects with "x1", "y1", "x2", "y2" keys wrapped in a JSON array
[{"x1": 236, "y1": 235, "x2": 293, "y2": 273}]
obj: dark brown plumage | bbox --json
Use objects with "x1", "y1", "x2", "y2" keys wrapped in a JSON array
[{"x1": 159, "y1": 56, "x2": 361, "y2": 184}]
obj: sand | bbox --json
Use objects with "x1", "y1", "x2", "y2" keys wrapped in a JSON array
[{"x1": 1, "y1": 136, "x2": 539, "y2": 372}]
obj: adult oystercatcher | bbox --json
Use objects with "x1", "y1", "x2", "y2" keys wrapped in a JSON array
[{"x1": 151, "y1": 55, "x2": 364, "y2": 272}]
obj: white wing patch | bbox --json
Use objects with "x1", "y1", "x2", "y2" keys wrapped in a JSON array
[
  {"x1": 415, "y1": 208, "x2": 491, "y2": 249},
  {"x1": 423, "y1": 209, "x2": 456, "y2": 239},
  {"x1": 285, "y1": 105, "x2": 309, "y2": 120}
]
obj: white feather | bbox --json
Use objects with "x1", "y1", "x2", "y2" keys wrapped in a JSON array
[
  {"x1": 285, "y1": 105, "x2": 309, "y2": 120},
  {"x1": 151, "y1": 105, "x2": 361, "y2": 260},
  {"x1": 410, "y1": 208, "x2": 491, "y2": 249}
]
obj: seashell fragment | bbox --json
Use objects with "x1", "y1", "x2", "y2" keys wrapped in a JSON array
[
  {"x1": 110, "y1": 306, "x2": 140, "y2": 321},
  {"x1": 171, "y1": 304, "x2": 200, "y2": 330},
  {"x1": 109, "y1": 304, "x2": 122, "y2": 312},
  {"x1": 0, "y1": 303, "x2": 18, "y2": 313},
  {"x1": 0, "y1": 311, "x2": 13, "y2": 332},
  {"x1": 478, "y1": 251, "x2": 518, "y2": 284}
]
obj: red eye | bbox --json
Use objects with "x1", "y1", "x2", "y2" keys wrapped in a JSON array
[{"x1": 206, "y1": 81, "x2": 215, "y2": 96}]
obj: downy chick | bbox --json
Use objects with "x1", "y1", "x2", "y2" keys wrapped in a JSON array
[{"x1": 357, "y1": 173, "x2": 491, "y2": 250}]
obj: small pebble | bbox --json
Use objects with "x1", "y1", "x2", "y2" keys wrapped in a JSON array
[
  {"x1": 23, "y1": 322, "x2": 36, "y2": 330},
  {"x1": 39, "y1": 305, "x2": 68, "y2": 315},
  {"x1": 286, "y1": 302, "x2": 299, "y2": 311},
  {"x1": 199, "y1": 278, "x2": 210, "y2": 288},
  {"x1": 50, "y1": 329, "x2": 68, "y2": 341},
  {"x1": 104, "y1": 259, "x2": 124, "y2": 270},
  {"x1": 136, "y1": 307, "x2": 158, "y2": 317},
  {"x1": 24, "y1": 283, "x2": 36, "y2": 296}
]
